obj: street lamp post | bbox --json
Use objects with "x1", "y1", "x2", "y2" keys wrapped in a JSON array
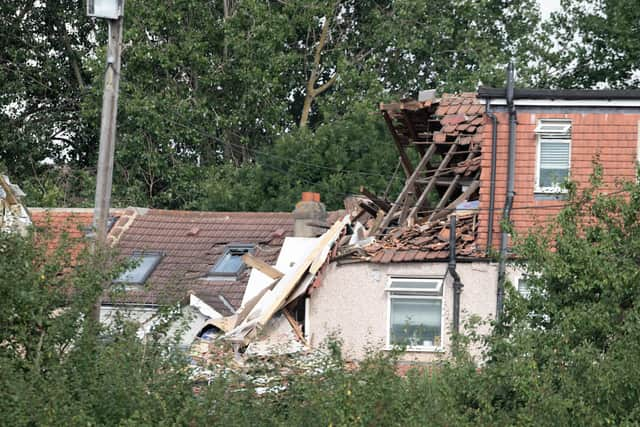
[{"x1": 88, "y1": 0, "x2": 124, "y2": 322}]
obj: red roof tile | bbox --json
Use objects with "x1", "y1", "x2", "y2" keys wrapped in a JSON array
[
  {"x1": 31, "y1": 207, "x2": 296, "y2": 316},
  {"x1": 363, "y1": 212, "x2": 480, "y2": 263},
  {"x1": 111, "y1": 209, "x2": 294, "y2": 314}
]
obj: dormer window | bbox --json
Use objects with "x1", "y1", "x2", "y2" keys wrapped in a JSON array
[
  {"x1": 114, "y1": 251, "x2": 163, "y2": 285},
  {"x1": 207, "y1": 244, "x2": 254, "y2": 279}
]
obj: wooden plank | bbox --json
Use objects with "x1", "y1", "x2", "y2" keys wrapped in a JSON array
[
  {"x1": 401, "y1": 109, "x2": 426, "y2": 156},
  {"x1": 242, "y1": 253, "x2": 284, "y2": 280},
  {"x1": 399, "y1": 192, "x2": 413, "y2": 226},
  {"x1": 382, "y1": 110, "x2": 414, "y2": 178},
  {"x1": 283, "y1": 308, "x2": 308, "y2": 345},
  {"x1": 429, "y1": 175, "x2": 461, "y2": 221},
  {"x1": 358, "y1": 201, "x2": 379, "y2": 217},
  {"x1": 407, "y1": 143, "x2": 459, "y2": 222},
  {"x1": 377, "y1": 143, "x2": 437, "y2": 234},
  {"x1": 429, "y1": 180, "x2": 480, "y2": 223},
  {"x1": 427, "y1": 152, "x2": 477, "y2": 221},
  {"x1": 360, "y1": 186, "x2": 391, "y2": 212},
  {"x1": 255, "y1": 216, "x2": 350, "y2": 329}
]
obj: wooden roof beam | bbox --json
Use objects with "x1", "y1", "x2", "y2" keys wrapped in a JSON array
[{"x1": 377, "y1": 143, "x2": 437, "y2": 234}]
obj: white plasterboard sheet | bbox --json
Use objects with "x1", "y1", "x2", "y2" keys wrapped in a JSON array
[
  {"x1": 242, "y1": 237, "x2": 317, "y2": 305},
  {"x1": 190, "y1": 294, "x2": 223, "y2": 319},
  {"x1": 285, "y1": 273, "x2": 315, "y2": 306}
]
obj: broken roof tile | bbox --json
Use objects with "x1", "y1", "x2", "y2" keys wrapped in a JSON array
[{"x1": 363, "y1": 212, "x2": 481, "y2": 263}]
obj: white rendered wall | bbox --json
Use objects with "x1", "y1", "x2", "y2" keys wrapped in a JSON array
[{"x1": 308, "y1": 261, "x2": 498, "y2": 363}]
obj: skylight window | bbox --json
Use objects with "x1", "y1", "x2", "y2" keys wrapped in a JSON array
[
  {"x1": 114, "y1": 251, "x2": 163, "y2": 285},
  {"x1": 207, "y1": 244, "x2": 254, "y2": 278}
]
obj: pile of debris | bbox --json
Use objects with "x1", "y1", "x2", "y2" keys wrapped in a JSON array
[
  {"x1": 188, "y1": 324, "x2": 340, "y2": 394},
  {"x1": 363, "y1": 211, "x2": 478, "y2": 262},
  {"x1": 0, "y1": 174, "x2": 31, "y2": 235}
]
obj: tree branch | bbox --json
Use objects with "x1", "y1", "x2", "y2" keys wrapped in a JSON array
[{"x1": 299, "y1": 12, "x2": 338, "y2": 128}]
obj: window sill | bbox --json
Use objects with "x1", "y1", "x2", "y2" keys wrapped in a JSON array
[
  {"x1": 534, "y1": 191, "x2": 568, "y2": 201},
  {"x1": 385, "y1": 345, "x2": 445, "y2": 353}
]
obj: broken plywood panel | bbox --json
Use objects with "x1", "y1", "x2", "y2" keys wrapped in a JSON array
[{"x1": 223, "y1": 216, "x2": 350, "y2": 344}]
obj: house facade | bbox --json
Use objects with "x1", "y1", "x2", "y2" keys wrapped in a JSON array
[
  {"x1": 477, "y1": 87, "x2": 640, "y2": 249},
  {"x1": 300, "y1": 87, "x2": 640, "y2": 363}
]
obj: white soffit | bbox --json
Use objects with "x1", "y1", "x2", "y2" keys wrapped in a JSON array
[{"x1": 489, "y1": 98, "x2": 640, "y2": 107}]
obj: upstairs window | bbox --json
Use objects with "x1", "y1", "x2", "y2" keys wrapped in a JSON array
[
  {"x1": 386, "y1": 277, "x2": 444, "y2": 351},
  {"x1": 535, "y1": 119, "x2": 571, "y2": 192},
  {"x1": 207, "y1": 244, "x2": 254, "y2": 279},
  {"x1": 114, "y1": 251, "x2": 163, "y2": 285}
]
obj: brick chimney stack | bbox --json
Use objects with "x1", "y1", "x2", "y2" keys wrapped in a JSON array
[{"x1": 293, "y1": 192, "x2": 327, "y2": 237}]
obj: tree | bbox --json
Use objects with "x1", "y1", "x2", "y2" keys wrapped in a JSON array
[
  {"x1": 0, "y1": 229, "x2": 197, "y2": 425},
  {"x1": 544, "y1": 0, "x2": 640, "y2": 88},
  {"x1": 3, "y1": 0, "x2": 546, "y2": 210},
  {"x1": 460, "y1": 166, "x2": 640, "y2": 424}
]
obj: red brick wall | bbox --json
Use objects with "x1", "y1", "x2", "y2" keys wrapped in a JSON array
[{"x1": 478, "y1": 111, "x2": 640, "y2": 251}]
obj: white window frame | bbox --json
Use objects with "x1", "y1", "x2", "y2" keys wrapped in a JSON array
[
  {"x1": 385, "y1": 276, "x2": 444, "y2": 352},
  {"x1": 535, "y1": 119, "x2": 572, "y2": 193},
  {"x1": 517, "y1": 277, "x2": 530, "y2": 298}
]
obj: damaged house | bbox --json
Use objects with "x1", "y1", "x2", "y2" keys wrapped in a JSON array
[
  {"x1": 29, "y1": 206, "x2": 306, "y2": 346},
  {"x1": 214, "y1": 82, "x2": 640, "y2": 365},
  {"x1": 21, "y1": 79, "x2": 640, "y2": 367}
]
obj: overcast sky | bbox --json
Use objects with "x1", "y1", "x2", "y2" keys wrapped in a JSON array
[{"x1": 539, "y1": 0, "x2": 562, "y2": 19}]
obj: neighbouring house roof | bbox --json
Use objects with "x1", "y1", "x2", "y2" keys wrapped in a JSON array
[
  {"x1": 30, "y1": 208, "x2": 127, "y2": 259},
  {"x1": 107, "y1": 209, "x2": 294, "y2": 316},
  {"x1": 31, "y1": 207, "x2": 295, "y2": 317},
  {"x1": 336, "y1": 93, "x2": 485, "y2": 263}
]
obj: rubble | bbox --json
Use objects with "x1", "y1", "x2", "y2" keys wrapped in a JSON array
[{"x1": 0, "y1": 175, "x2": 31, "y2": 235}]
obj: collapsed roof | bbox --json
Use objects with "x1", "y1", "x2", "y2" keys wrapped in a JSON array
[
  {"x1": 340, "y1": 93, "x2": 486, "y2": 262},
  {"x1": 207, "y1": 93, "x2": 487, "y2": 354}
]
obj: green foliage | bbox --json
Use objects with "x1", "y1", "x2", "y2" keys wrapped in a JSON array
[
  {"x1": 475, "y1": 168, "x2": 640, "y2": 424},
  {"x1": 3, "y1": 0, "x2": 545, "y2": 210},
  {"x1": 197, "y1": 101, "x2": 400, "y2": 211},
  {"x1": 0, "y1": 230, "x2": 195, "y2": 426},
  {"x1": 543, "y1": 0, "x2": 640, "y2": 88},
  {"x1": 7, "y1": 167, "x2": 640, "y2": 426}
]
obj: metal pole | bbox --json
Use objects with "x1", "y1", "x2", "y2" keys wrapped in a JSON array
[
  {"x1": 497, "y1": 62, "x2": 517, "y2": 320},
  {"x1": 91, "y1": 16, "x2": 123, "y2": 322}
]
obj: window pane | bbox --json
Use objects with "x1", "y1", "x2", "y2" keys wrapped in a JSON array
[
  {"x1": 539, "y1": 168, "x2": 569, "y2": 188},
  {"x1": 209, "y1": 245, "x2": 253, "y2": 275},
  {"x1": 534, "y1": 122, "x2": 571, "y2": 134},
  {"x1": 116, "y1": 254, "x2": 161, "y2": 284},
  {"x1": 540, "y1": 141, "x2": 570, "y2": 168},
  {"x1": 390, "y1": 298, "x2": 441, "y2": 347},
  {"x1": 518, "y1": 278, "x2": 530, "y2": 297},
  {"x1": 214, "y1": 252, "x2": 245, "y2": 273},
  {"x1": 389, "y1": 279, "x2": 440, "y2": 291}
]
